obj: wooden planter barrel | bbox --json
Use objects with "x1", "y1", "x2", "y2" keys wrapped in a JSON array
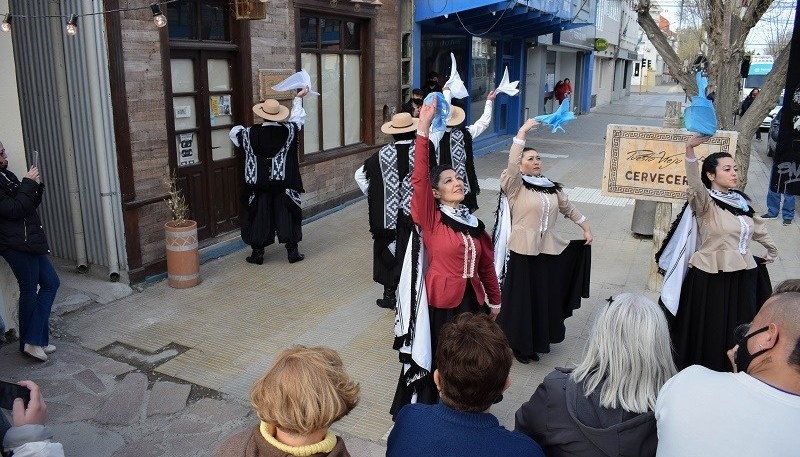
[{"x1": 165, "y1": 220, "x2": 200, "y2": 288}]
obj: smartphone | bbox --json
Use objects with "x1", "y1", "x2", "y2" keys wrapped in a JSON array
[
  {"x1": 0, "y1": 380, "x2": 30, "y2": 410},
  {"x1": 31, "y1": 150, "x2": 39, "y2": 170}
]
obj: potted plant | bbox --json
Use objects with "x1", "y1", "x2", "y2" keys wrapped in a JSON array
[{"x1": 164, "y1": 172, "x2": 200, "y2": 288}]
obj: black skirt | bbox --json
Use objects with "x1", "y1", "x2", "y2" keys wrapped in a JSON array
[
  {"x1": 389, "y1": 283, "x2": 487, "y2": 419},
  {"x1": 241, "y1": 190, "x2": 302, "y2": 248},
  {"x1": 372, "y1": 233, "x2": 398, "y2": 287},
  {"x1": 497, "y1": 240, "x2": 591, "y2": 357},
  {"x1": 664, "y1": 260, "x2": 772, "y2": 372}
]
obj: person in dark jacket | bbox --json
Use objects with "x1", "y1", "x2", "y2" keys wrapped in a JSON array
[
  {"x1": 515, "y1": 293, "x2": 676, "y2": 457},
  {"x1": 0, "y1": 142, "x2": 59, "y2": 362},
  {"x1": 740, "y1": 88, "x2": 761, "y2": 140}
]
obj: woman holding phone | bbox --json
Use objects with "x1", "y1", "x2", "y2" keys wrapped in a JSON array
[{"x1": 0, "y1": 141, "x2": 60, "y2": 362}]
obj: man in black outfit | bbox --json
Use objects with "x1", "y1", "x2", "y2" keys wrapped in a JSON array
[
  {"x1": 423, "y1": 71, "x2": 443, "y2": 97},
  {"x1": 229, "y1": 87, "x2": 310, "y2": 265},
  {"x1": 401, "y1": 89, "x2": 425, "y2": 118}
]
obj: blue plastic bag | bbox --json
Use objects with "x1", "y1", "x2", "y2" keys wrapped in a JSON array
[
  {"x1": 423, "y1": 92, "x2": 450, "y2": 134},
  {"x1": 534, "y1": 98, "x2": 577, "y2": 133},
  {"x1": 684, "y1": 72, "x2": 717, "y2": 136}
]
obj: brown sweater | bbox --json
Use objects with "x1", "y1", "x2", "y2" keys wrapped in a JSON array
[{"x1": 213, "y1": 425, "x2": 351, "y2": 457}]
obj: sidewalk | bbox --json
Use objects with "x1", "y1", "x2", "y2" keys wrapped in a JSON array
[{"x1": 2, "y1": 89, "x2": 797, "y2": 457}]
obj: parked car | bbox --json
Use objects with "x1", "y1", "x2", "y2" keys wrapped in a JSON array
[
  {"x1": 768, "y1": 107, "x2": 781, "y2": 157},
  {"x1": 761, "y1": 93, "x2": 784, "y2": 130}
]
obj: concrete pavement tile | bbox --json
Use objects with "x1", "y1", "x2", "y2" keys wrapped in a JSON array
[
  {"x1": 163, "y1": 431, "x2": 222, "y2": 457},
  {"x1": 74, "y1": 368, "x2": 107, "y2": 394},
  {"x1": 147, "y1": 381, "x2": 192, "y2": 416},
  {"x1": 46, "y1": 401, "x2": 101, "y2": 424},
  {"x1": 167, "y1": 418, "x2": 216, "y2": 434},
  {"x1": 112, "y1": 441, "x2": 163, "y2": 457},
  {"x1": 95, "y1": 372, "x2": 148, "y2": 425},
  {"x1": 92, "y1": 357, "x2": 136, "y2": 376},
  {"x1": 183, "y1": 398, "x2": 250, "y2": 424},
  {"x1": 51, "y1": 422, "x2": 126, "y2": 457}
]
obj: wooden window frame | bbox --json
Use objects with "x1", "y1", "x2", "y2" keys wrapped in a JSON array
[{"x1": 295, "y1": 7, "x2": 375, "y2": 165}]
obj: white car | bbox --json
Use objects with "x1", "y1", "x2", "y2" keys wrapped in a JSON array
[{"x1": 761, "y1": 94, "x2": 784, "y2": 130}]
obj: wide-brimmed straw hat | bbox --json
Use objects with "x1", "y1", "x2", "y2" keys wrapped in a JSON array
[
  {"x1": 381, "y1": 112, "x2": 419, "y2": 134},
  {"x1": 252, "y1": 99, "x2": 290, "y2": 121},
  {"x1": 446, "y1": 105, "x2": 466, "y2": 127}
]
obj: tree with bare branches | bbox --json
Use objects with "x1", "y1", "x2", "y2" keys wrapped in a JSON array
[{"x1": 635, "y1": 0, "x2": 791, "y2": 189}]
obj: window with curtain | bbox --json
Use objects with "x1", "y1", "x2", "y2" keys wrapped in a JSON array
[{"x1": 299, "y1": 14, "x2": 363, "y2": 154}]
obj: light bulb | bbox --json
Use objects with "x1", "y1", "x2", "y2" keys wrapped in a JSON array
[
  {"x1": 66, "y1": 14, "x2": 78, "y2": 36},
  {"x1": 151, "y1": 3, "x2": 167, "y2": 28},
  {"x1": 1, "y1": 14, "x2": 11, "y2": 32}
]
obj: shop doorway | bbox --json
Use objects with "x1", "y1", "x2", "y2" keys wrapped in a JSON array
[{"x1": 168, "y1": 51, "x2": 241, "y2": 240}]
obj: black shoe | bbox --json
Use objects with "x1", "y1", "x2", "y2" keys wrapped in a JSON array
[
  {"x1": 287, "y1": 246, "x2": 305, "y2": 263},
  {"x1": 784, "y1": 219, "x2": 792, "y2": 226},
  {"x1": 530, "y1": 353, "x2": 540, "y2": 362},
  {"x1": 514, "y1": 353, "x2": 530, "y2": 364},
  {"x1": 761, "y1": 213, "x2": 778, "y2": 220},
  {"x1": 246, "y1": 248, "x2": 264, "y2": 265},
  {"x1": 377, "y1": 287, "x2": 396, "y2": 309}
]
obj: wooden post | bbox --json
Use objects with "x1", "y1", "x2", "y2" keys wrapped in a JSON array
[{"x1": 647, "y1": 100, "x2": 682, "y2": 291}]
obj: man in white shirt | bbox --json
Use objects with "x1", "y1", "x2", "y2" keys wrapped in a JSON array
[{"x1": 655, "y1": 289, "x2": 800, "y2": 456}]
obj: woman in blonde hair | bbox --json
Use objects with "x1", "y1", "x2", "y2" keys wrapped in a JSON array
[
  {"x1": 214, "y1": 346, "x2": 360, "y2": 457},
  {"x1": 514, "y1": 293, "x2": 676, "y2": 457}
]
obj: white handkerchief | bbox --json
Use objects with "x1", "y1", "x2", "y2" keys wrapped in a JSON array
[
  {"x1": 271, "y1": 70, "x2": 320, "y2": 96},
  {"x1": 444, "y1": 53, "x2": 469, "y2": 99},
  {"x1": 495, "y1": 67, "x2": 520, "y2": 97}
]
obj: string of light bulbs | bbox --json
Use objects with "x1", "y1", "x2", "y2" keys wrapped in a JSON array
[{"x1": 1, "y1": 1, "x2": 177, "y2": 36}]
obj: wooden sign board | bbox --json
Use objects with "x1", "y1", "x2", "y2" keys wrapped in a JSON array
[
  {"x1": 602, "y1": 125, "x2": 739, "y2": 203},
  {"x1": 258, "y1": 69, "x2": 295, "y2": 101}
]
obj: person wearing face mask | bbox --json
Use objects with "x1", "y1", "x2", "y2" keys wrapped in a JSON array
[
  {"x1": 0, "y1": 142, "x2": 60, "y2": 362},
  {"x1": 390, "y1": 97, "x2": 502, "y2": 418},
  {"x1": 493, "y1": 119, "x2": 593, "y2": 364},
  {"x1": 657, "y1": 135, "x2": 777, "y2": 372},
  {"x1": 654, "y1": 288, "x2": 800, "y2": 457},
  {"x1": 422, "y1": 71, "x2": 443, "y2": 97},
  {"x1": 401, "y1": 89, "x2": 425, "y2": 118}
]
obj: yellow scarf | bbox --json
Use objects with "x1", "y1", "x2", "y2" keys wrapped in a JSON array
[{"x1": 260, "y1": 422, "x2": 337, "y2": 456}]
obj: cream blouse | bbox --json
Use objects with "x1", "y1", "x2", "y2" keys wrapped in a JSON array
[
  {"x1": 500, "y1": 141, "x2": 585, "y2": 256},
  {"x1": 685, "y1": 157, "x2": 778, "y2": 273}
]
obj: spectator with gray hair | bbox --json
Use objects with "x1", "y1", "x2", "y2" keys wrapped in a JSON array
[{"x1": 515, "y1": 293, "x2": 676, "y2": 457}]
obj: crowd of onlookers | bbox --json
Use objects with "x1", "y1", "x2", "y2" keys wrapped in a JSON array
[{"x1": 3, "y1": 279, "x2": 798, "y2": 457}]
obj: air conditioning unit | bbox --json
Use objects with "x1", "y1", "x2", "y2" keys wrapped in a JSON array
[{"x1": 234, "y1": 0, "x2": 267, "y2": 20}]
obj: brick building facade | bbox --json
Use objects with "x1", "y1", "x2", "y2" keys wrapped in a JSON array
[{"x1": 109, "y1": 0, "x2": 400, "y2": 282}]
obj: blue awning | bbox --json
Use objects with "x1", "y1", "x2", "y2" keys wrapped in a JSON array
[{"x1": 415, "y1": 0, "x2": 591, "y2": 39}]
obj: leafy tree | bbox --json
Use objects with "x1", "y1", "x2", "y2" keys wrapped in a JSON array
[{"x1": 635, "y1": 0, "x2": 791, "y2": 189}]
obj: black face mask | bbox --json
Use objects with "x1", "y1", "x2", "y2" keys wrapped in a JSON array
[{"x1": 734, "y1": 324, "x2": 771, "y2": 372}]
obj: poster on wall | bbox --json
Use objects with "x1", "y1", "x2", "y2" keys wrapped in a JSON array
[
  {"x1": 602, "y1": 124, "x2": 739, "y2": 203},
  {"x1": 177, "y1": 132, "x2": 198, "y2": 167},
  {"x1": 259, "y1": 69, "x2": 296, "y2": 101}
]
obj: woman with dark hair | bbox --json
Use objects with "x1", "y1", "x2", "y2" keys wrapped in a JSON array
[
  {"x1": 0, "y1": 141, "x2": 60, "y2": 362},
  {"x1": 494, "y1": 119, "x2": 592, "y2": 364},
  {"x1": 662, "y1": 135, "x2": 777, "y2": 371},
  {"x1": 390, "y1": 97, "x2": 501, "y2": 417}
]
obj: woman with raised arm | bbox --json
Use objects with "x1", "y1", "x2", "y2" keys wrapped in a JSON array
[
  {"x1": 495, "y1": 119, "x2": 592, "y2": 364},
  {"x1": 662, "y1": 134, "x2": 777, "y2": 371},
  {"x1": 390, "y1": 96, "x2": 502, "y2": 418}
]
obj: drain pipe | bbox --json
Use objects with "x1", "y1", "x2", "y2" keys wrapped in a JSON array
[
  {"x1": 49, "y1": 1, "x2": 88, "y2": 273},
  {"x1": 83, "y1": 0, "x2": 120, "y2": 281}
]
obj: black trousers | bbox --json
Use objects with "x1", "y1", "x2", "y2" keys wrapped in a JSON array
[{"x1": 241, "y1": 190, "x2": 302, "y2": 248}]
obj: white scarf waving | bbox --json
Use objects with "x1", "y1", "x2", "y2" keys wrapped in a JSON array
[
  {"x1": 492, "y1": 192, "x2": 512, "y2": 287},
  {"x1": 394, "y1": 228, "x2": 432, "y2": 395},
  {"x1": 658, "y1": 207, "x2": 698, "y2": 315}
]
